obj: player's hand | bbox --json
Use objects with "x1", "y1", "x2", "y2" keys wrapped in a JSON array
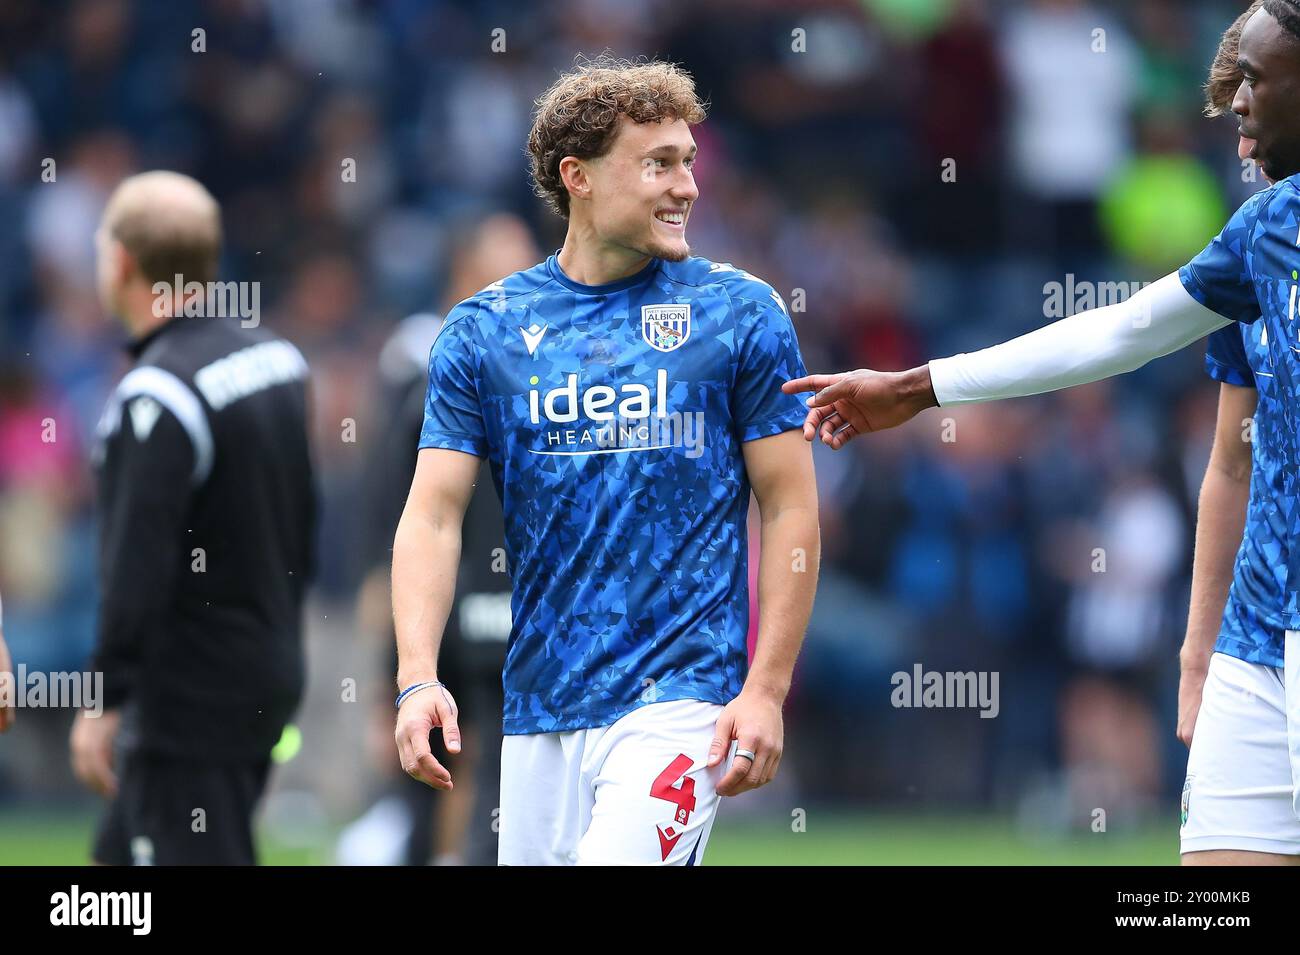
[
  {"x1": 394, "y1": 681, "x2": 460, "y2": 791},
  {"x1": 708, "y1": 688, "x2": 784, "y2": 797},
  {"x1": 0, "y1": 631, "x2": 14, "y2": 733},
  {"x1": 70, "y1": 708, "x2": 121, "y2": 798},
  {"x1": 1177, "y1": 661, "x2": 1209, "y2": 748},
  {"x1": 782, "y1": 365, "x2": 938, "y2": 450}
]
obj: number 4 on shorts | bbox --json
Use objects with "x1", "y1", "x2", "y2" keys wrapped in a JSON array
[{"x1": 651, "y1": 753, "x2": 696, "y2": 826}]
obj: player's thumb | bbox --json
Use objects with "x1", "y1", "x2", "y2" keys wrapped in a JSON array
[{"x1": 707, "y1": 712, "x2": 735, "y2": 767}]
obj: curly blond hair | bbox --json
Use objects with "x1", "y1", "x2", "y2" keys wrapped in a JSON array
[{"x1": 527, "y1": 56, "x2": 707, "y2": 218}]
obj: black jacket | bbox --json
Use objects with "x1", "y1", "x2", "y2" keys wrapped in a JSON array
[{"x1": 91, "y1": 315, "x2": 316, "y2": 761}]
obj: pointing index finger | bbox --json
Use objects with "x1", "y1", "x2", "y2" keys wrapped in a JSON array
[{"x1": 782, "y1": 374, "x2": 839, "y2": 395}]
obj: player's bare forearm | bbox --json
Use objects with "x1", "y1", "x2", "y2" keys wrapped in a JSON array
[
  {"x1": 392, "y1": 448, "x2": 480, "y2": 689},
  {"x1": 748, "y1": 503, "x2": 820, "y2": 700},
  {"x1": 392, "y1": 449, "x2": 479, "y2": 789},
  {"x1": 1182, "y1": 383, "x2": 1255, "y2": 670},
  {"x1": 742, "y1": 430, "x2": 820, "y2": 701},
  {"x1": 1183, "y1": 468, "x2": 1248, "y2": 668},
  {"x1": 710, "y1": 431, "x2": 817, "y2": 796},
  {"x1": 392, "y1": 506, "x2": 461, "y2": 687}
]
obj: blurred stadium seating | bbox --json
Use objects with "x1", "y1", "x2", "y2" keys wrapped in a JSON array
[{"x1": 0, "y1": 0, "x2": 1263, "y2": 863}]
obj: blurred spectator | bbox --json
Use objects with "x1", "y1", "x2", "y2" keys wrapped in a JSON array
[
  {"x1": 1001, "y1": 0, "x2": 1139, "y2": 263},
  {"x1": 0, "y1": 0, "x2": 1267, "y2": 832}
]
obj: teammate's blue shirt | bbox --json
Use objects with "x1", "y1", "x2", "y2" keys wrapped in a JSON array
[
  {"x1": 1182, "y1": 174, "x2": 1300, "y2": 632},
  {"x1": 1203, "y1": 321, "x2": 1286, "y2": 667},
  {"x1": 420, "y1": 253, "x2": 809, "y2": 734}
]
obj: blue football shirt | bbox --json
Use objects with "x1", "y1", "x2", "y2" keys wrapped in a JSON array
[
  {"x1": 1203, "y1": 321, "x2": 1286, "y2": 667},
  {"x1": 1182, "y1": 175, "x2": 1300, "y2": 632},
  {"x1": 420, "y1": 254, "x2": 809, "y2": 734}
]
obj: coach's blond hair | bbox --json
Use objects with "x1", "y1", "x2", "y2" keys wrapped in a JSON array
[{"x1": 103, "y1": 171, "x2": 222, "y2": 285}]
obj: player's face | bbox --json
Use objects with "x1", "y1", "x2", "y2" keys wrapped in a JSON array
[
  {"x1": 1234, "y1": 10, "x2": 1300, "y2": 182},
  {"x1": 587, "y1": 117, "x2": 698, "y2": 262}
]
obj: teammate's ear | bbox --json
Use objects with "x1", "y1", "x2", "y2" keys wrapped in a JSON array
[
  {"x1": 111, "y1": 240, "x2": 137, "y2": 287},
  {"x1": 559, "y1": 156, "x2": 590, "y2": 204}
]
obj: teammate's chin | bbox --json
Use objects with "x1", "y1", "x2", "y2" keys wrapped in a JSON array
[{"x1": 1250, "y1": 135, "x2": 1300, "y2": 184}]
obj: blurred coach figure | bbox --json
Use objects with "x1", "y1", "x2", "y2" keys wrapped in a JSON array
[{"x1": 71, "y1": 172, "x2": 316, "y2": 865}]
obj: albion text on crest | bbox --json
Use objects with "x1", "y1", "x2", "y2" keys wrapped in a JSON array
[{"x1": 641, "y1": 304, "x2": 691, "y2": 352}]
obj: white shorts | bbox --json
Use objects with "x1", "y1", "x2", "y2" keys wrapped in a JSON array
[
  {"x1": 1180, "y1": 650, "x2": 1300, "y2": 855},
  {"x1": 1287, "y1": 630, "x2": 1300, "y2": 822},
  {"x1": 498, "y1": 699, "x2": 728, "y2": 866}
]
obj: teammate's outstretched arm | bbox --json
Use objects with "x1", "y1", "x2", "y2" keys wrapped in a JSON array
[
  {"x1": 1179, "y1": 381, "x2": 1255, "y2": 747},
  {"x1": 782, "y1": 272, "x2": 1234, "y2": 449},
  {"x1": 392, "y1": 446, "x2": 481, "y2": 791},
  {"x1": 710, "y1": 429, "x2": 819, "y2": 796}
]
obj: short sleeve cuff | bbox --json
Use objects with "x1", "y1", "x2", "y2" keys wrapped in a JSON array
[
  {"x1": 417, "y1": 432, "x2": 487, "y2": 457},
  {"x1": 1204, "y1": 354, "x2": 1253, "y2": 387},
  {"x1": 738, "y1": 411, "x2": 806, "y2": 443},
  {"x1": 1179, "y1": 262, "x2": 1259, "y2": 325},
  {"x1": 1177, "y1": 263, "x2": 1204, "y2": 305}
]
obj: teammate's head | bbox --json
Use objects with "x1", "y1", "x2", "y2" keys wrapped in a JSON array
[
  {"x1": 95, "y1": 170, "x2": 222, "y2": 336},
  {"x1": 527, "y1": 56, "x2": 706, "y2": 263},
  {"x1": 446, "y1": 212, "x2": 539, "y2": 306},
  {"x1": 1206, "y1": 2, "x2": 1261, "y2": 118},
  {"x1": 1234, "y1": 1, "x2": 1300, "y2": 181}
]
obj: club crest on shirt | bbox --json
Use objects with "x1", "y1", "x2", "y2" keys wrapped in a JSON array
[{"x1": 641, "y1": 304, "x2": 691, "y2": 352}]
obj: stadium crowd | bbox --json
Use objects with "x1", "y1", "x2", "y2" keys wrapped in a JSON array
[{"x1": 0, "y1": 0, "x2": 1269, "y2": 851}]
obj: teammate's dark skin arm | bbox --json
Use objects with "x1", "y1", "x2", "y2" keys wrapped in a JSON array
[{"x1": 781, "y1": 365, "x2": 939, "y2": 450}]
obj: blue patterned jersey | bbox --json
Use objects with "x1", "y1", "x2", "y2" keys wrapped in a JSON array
[
  {"x1": 1203, "y1": 321, "x2": 1286, "y2": 667},
  {"x1": 1182, "y1": 174, "x2": 1300, "y2": 632},
  {"x1": 419, "y1": 254, "x2": 809, "y2": 734}
]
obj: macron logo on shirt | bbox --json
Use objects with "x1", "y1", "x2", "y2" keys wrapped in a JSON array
[{"x1": 519, "y1": 323, "x2": 548, "y2": 356}]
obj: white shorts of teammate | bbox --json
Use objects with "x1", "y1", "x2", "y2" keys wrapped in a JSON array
[
  {"x1": 498, "y1": 699, "x2": 729, "y2": 865},
  {"x1": 1180, "y1": 648, "x2": 1300, "y2": 855}
]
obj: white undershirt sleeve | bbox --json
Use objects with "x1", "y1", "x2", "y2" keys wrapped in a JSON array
[{"x1": 928, "y1": 272, "x2": 1236, "y2": 406}]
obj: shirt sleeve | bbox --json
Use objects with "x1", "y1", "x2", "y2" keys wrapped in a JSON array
[
  {"x1": 1204, "y1": 323, "x2": 1254, "y2": 387},
  {"x1": 731, "y1": 293, "x2": 810, "y2": 442},
  {"x1": 929, "y1": 272, "x2": 1233, "y2": 406},
  {"x1": 419, "y1": 308, "x2": 488, "y2": 457},
  {"x1": 92, "y1": 402, "x2": 195, "y2": 709},
  {"x1": 1179, "y1": 194, "x2": 1265, "y2": 326}
]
